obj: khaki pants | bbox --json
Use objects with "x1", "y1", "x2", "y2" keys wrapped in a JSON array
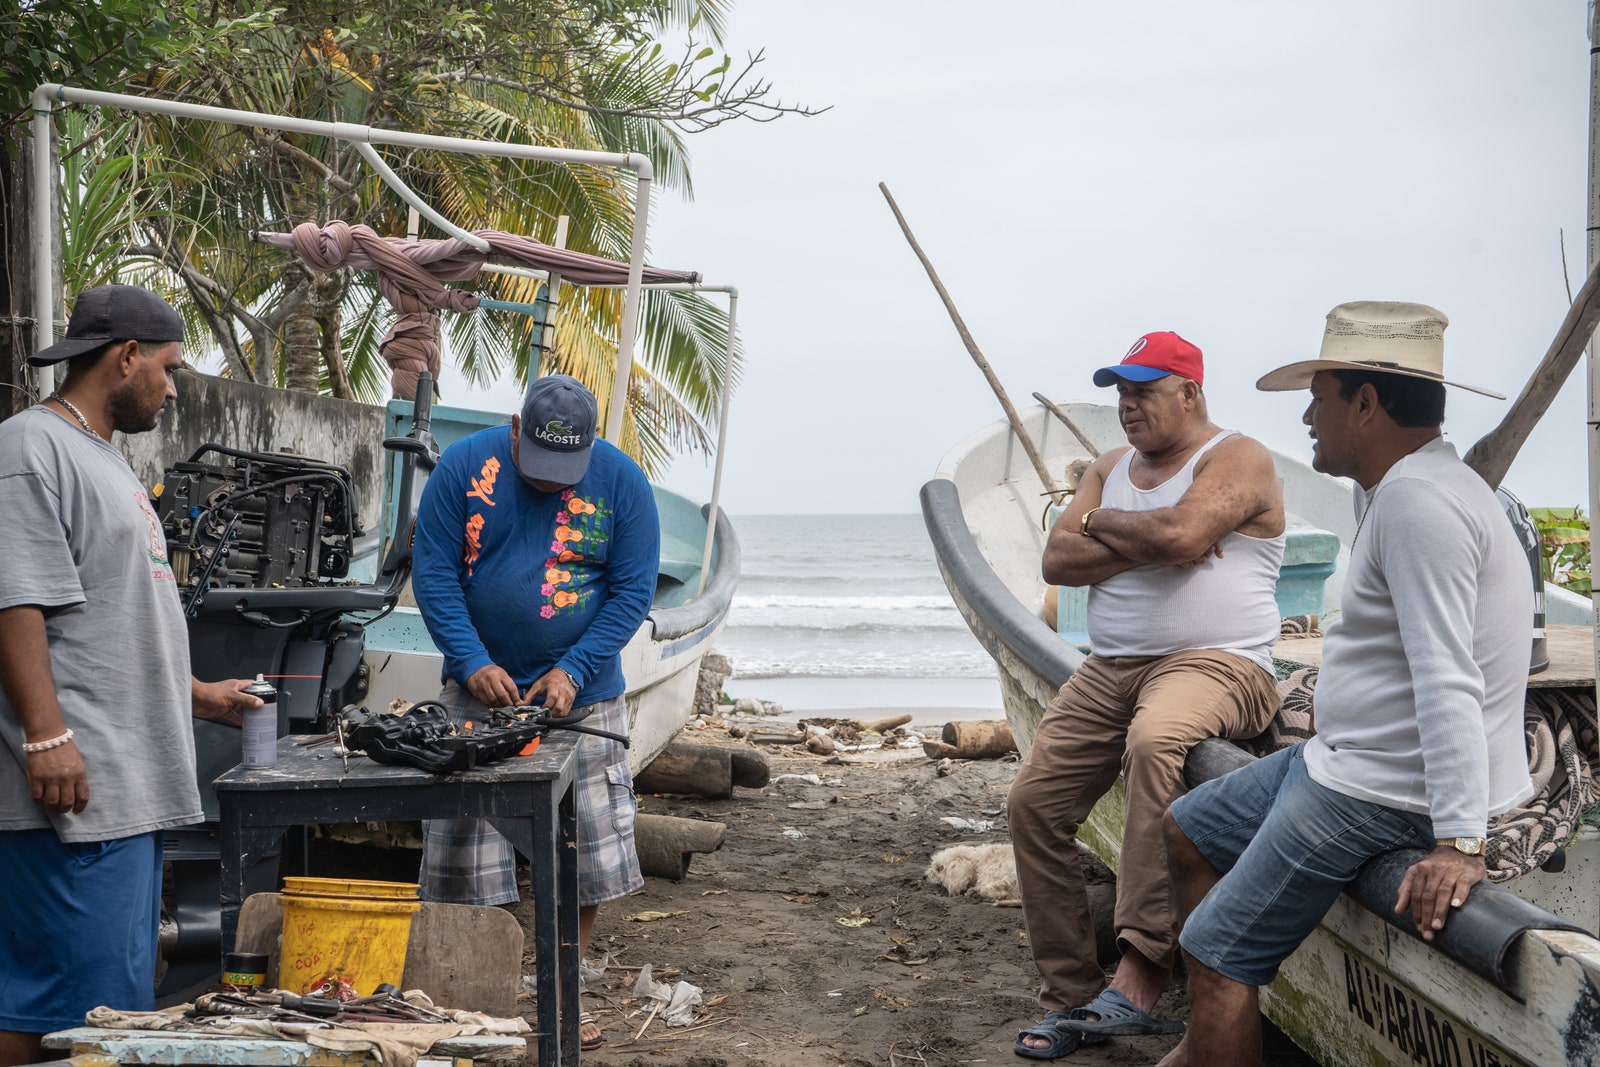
[{"x1": 1007, "y1": 649, "x2": 1279, "y2": 1010}]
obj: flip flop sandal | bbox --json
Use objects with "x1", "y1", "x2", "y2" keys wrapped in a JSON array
[
  {"x1": 1060, "y1": 987, "x2": 1185, "y2": 1037},
  {"x1": 579, "y1": 1011, "x2": 605, "y2": 1051},
  {"x1": 1013, "y1": 1010, "x2": 1080, "y2": 1060}
]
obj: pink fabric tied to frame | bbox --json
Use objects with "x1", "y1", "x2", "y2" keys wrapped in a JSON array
[{"x1": 256, "y1": 220, "x2": 700, "y2": 400}]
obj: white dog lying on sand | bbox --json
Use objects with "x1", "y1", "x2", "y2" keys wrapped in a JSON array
[{"x1": 925, "y1": 842, "x2": 1019, "y2": 905}]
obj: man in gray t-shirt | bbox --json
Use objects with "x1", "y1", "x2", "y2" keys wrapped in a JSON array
[{"x1": 0, "y1": 285, "x2": 262, "y2": 1065}]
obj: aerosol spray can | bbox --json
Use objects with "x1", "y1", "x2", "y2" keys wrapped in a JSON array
[{"x1": 241, "y1": 675, "x2": 278, "y2": 767}]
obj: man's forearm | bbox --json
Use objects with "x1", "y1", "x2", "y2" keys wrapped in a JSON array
[
  {"x1": 1042, "y1": 522, "x2": 1142, "y2": 586},
  {"x1": 1088, "y1": 506, "x2": 1208, "y2": 565},
  {"x1": 0, "y1": 605, "x2": 66, "y2": 741}
]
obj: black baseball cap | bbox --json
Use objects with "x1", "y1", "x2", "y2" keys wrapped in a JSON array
[
  {"x1": 29, "y1": 283, "x2": 185, "y2": 367},
  {"x1": 517, "y1": 374, "x2": 598, "y2": 484}
]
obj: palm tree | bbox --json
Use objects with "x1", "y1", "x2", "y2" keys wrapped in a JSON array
[{"x1": 51, "y1": 0, "x2": 800, "y2": 473}]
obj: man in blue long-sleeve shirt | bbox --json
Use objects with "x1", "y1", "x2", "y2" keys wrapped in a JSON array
[{"x1": 411, "y1": 374, "x2": 658, "y2": 1052}]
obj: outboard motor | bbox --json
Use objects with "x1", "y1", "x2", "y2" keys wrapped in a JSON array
[
  {"x1": 1496, "y1": 487, "x2": 1548, "y2": 676},
  {"x1": 148, "y1": 375, "x2": 440, "y2": 1001}
]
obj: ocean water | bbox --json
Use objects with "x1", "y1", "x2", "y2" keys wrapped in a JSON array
[{"x1": 717, "y1": 513, "x2": 1002, "y2": 714}]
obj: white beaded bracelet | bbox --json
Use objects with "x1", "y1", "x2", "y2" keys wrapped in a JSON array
[{"x1": 22, "y1": 729, "x2": 73, "y2": 754}]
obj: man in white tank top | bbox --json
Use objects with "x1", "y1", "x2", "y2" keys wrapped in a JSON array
[
  {"x1": 1161, "y1": 303, "x2": 1532, "y2": 1067},
  {"x1": 1012, "y1": 331, "x2": 1287, "y2": 1059}
]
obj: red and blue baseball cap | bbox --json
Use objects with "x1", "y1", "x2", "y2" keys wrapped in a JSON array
[{"x1": 1092, "y1": 331, "x2": 1204, "y2": 387}]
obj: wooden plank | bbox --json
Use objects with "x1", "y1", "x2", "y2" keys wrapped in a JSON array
[
  {"x1": 236, "y1": 894, "x2": 522, "y2": 1016},
  {"x1": 42, "y1": 1030, "x2": 524, "y2": 1067},
  {"x1": 45, "y1": 1030, "x2": 377, "y2": 1067}
]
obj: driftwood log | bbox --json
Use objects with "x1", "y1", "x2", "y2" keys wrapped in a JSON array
[
  {"x1": 634, "y1": 813, "x2": 727, "y2": 881},
  {"x1": 922, "y1": 720, "x2": 1017, "y2": 760},
  {"x1": 632, "y1": 741, "x2": 770, "y2": 799}
]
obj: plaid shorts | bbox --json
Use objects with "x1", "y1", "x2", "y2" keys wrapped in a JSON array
[{"x1": 419, "y1": 682, "x2": 643, "y2": 908}]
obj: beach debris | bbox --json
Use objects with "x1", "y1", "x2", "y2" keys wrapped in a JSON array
[
  {"x1": 921, "y1": 720, "x2": 1017, "y2": 761},
  {"x1": 750, "y1": 729, "x2": 807, "y2": 745},
  {"x1": 939, "y1": 816, "x2": 996, "y2": 833},
  {"x1": 773, "y1": 773, "x2": 824, "y2": 786},
  {"x1": 728, "y1": 696, "x2": 786, "y2": 717},
  {"x1": 875, "y1": 946, "x2": 929, "y2": 966},
  {"x1": 837, "y1": 908, "x2": 872, "y2": 928},
  {"x1": 693, "y1": 652, "x2": 733, "y2": 717},
  {"x1": 781, "y1": 827, "x2": 806, "y2": 838},
  {"x1": 935, "y1": 758, "x2": 956, "y2": 777},
  {"x1": 837, "y1": 747, "x2": 929, "y2": 765},
  {"x1": 805, "y1": 733, "x2": 837, "y2": 756},
  {"x1": 580, "y1": 953, "x2": 611, "y2": 990},
  {"x1": 633, "y1": 963, "x2": 704, "y2": 1027},
  {"x1": 927, "y1": 843, "x2": 1019, "y2": 902},
  {"x1": 796, "y1": 715, "x2": 917, "y2": 751},
  {"x1": 634, "y1": 813, "x2": 727, "y2": 881},
  {"x1": 627, "y1": 910, "x2": 689, "y2": 923}
]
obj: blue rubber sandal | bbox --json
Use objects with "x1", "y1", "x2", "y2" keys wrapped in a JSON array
[
  {"x1": 1014, "y1": 1010, "x2": 1080, "y2": 1060},
  {"x1": 1060, "y1": 987, "x2": 1185, "y2": 1037}
]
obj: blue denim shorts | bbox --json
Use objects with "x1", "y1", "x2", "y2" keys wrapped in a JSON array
[
  {"x1": 1170, "y1": 743, "x2": 1434, "y2": 986},
  {"x1": 0, "y1": 829, "x2": 163, "y2": 1032}
]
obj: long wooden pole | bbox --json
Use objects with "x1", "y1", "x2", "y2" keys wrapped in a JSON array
[
  {"x1": 1462, "y1": 252, "x2": 1600, "y2": 488},
  {"x1": 1031, "y1": 391, "x2": 1101, "y2": 459},
  {"x1": 879, "y1": 182, "x2": 1064, "y2": 500}
]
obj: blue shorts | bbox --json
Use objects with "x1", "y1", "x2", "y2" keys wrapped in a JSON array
[
  {"x1": 0, "y1": 829, "x2": 163, "y2": 1032},
  {"x1": 1170, "y1": 743, "x2": 1433, "y2": 986}
]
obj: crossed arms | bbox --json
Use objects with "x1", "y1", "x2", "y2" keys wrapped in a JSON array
[{"x1": 1041, "y1": 435, "x2": 1285, "y2": 587}]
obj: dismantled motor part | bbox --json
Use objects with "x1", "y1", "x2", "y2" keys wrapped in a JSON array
[
  {"x1": 352, "y1": 701, "x2": 628, "y2": 774},
  {"x1": 155, "y1": 445, "x2": 361, "y2": 615}
]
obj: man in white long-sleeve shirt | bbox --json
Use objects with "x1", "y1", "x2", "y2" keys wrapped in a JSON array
[{"x1": 1156, "y1": 301, "x2": 1534, "y2": 1067}]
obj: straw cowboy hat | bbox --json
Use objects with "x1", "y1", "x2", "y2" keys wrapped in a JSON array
[{"x1": 1256, "y1": 300, "x2": 1504, "y2": 399}]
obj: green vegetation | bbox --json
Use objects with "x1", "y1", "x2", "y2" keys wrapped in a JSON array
[
  {"x1": 1530, "y1": 506, "x2": 1592, "y2": 595},
  {"x1": 4, "y1": 2, "x2": 815, "y2": 474}
]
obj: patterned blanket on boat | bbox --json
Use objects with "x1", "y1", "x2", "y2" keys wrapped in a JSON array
[{"x1": 1256, "y1": 620, "x2": 1599, "y2": 881}]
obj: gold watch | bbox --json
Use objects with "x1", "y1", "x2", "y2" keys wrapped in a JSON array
[
  {"x1": 1438, "y1": 837, "x2": 1485, "y2": 856},
  {"x1": 1080, "y1": 506, "x2": 1103, "y2": 537}
]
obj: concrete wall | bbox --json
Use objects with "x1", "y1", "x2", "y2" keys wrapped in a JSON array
[{"x1": 118, "y1": 369, "x2": 388, "y2": 536}]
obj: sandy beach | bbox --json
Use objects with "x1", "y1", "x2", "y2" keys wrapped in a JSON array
[{"x1": 507, "y1": 713, "x2": 1318, "y2": 1067}]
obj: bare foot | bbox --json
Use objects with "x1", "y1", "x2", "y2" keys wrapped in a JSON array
[
  {"x1": 579, "y1": 1011, "x2": 604, "y2": 1050},
  {"x1": 1081, "y1": 951, "x2": 1169, "y2": 1018},
  {"x1": 1155, "y1": 1034, "x2": 1189, "y2": 1067},
  {"x1": 1018, "y1": 1010, "x2": 1073, "y2": 1053}
]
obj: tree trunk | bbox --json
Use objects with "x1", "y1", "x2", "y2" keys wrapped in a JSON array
[
  {"x1": 281, "y1": 261, "x2": 322, "y2": 393},
  {"x1": 314, "y1": 270, "x2": 353, "y2": 400},
  {"x1": 0, "y1": 127, "x2": 57, "y2": 422}
]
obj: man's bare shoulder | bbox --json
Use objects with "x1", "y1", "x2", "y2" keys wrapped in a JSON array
[
  {"x1": 1196, "y1": 433, "x2": 1277, "y2": 477},
  {"x1": 1089, "y1": 445, "x2": 1134, "y2": 476}
]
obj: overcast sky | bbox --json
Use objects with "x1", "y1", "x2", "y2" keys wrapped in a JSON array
[{"x1": 445, "y1": 1, "x2": 1597, "y2": 517}]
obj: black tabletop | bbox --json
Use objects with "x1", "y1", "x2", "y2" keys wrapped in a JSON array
[{"x1": 213, "y1": 732, "x2": 579, "y2": 792}]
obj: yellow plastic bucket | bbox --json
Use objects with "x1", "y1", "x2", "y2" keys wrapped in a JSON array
[{"x1": 277, "y1": 877, "x2": 421, "y2": 995}]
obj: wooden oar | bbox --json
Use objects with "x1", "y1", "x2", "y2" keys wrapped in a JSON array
[
  {"x1": 1464, "y1": 254, "x2": 1600, "y2": 488},
  {"x1": 879, "y1": 182, "x2": 1065, "y2": 501}
]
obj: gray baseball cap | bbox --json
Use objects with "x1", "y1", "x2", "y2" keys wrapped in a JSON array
[
  {"x1": 517, "y1": 374, "x2": 598, "y2": 485},
  {"x1": 29, "y1": 283, "x2": 185, "y2": 367}
]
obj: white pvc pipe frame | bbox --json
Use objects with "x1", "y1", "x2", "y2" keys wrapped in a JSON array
[
  {"x1": 31, "y1": 84, "x2": 737, "y2": 600},
  {"x1": 29, "y1": 83, "x2": 651, "y2": 443}
]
